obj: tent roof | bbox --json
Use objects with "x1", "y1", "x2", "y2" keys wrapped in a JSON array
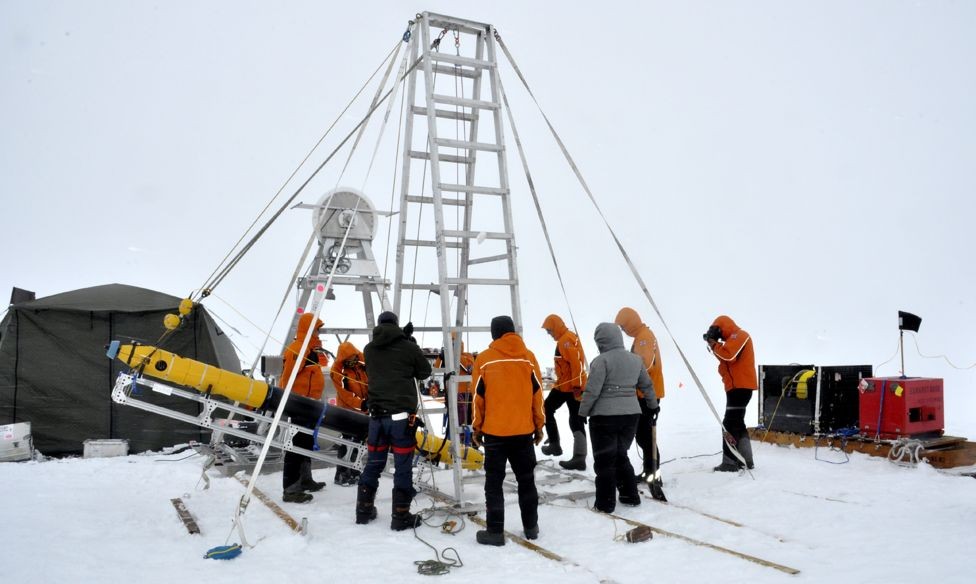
[{"x1": 13, "y1": 284, "x2": 184, "y2": 313}]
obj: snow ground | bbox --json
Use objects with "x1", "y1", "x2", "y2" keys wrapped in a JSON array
[
  {"x1": 3, "y1": 411, "x2": 973, "y2": 584},
  {"x1": 3, "y1": 2, "x2": 974, "y2": 581}
]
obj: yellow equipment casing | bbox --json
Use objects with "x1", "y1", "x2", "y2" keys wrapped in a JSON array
[
  {"x1": 116, "y1": 343, "x2": 484, "y2": 469},
  {"x1": 416, "y1": 430, "x2": 484, "y2": 470},
  {"x1": 795, "y1": 369, "x2": 816, "y2": 400},
  {"x1": 116, "y1": 344, "x2": 269, "y2": 408}
]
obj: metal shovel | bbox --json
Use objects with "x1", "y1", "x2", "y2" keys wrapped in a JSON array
[{"x1": 648, "y1": 423, "x2": 667, "y2": 502}]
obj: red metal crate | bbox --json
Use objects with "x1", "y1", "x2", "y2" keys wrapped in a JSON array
[{"x1": 859, "y1": 377, "x2": 944, "y2": 438}]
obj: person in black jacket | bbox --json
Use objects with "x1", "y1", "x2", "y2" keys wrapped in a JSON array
[{"x1": 355, "y1": 311, "x2": 432, "y2": 531}]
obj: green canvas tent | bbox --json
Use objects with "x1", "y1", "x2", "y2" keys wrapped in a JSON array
[{"x1": 0, "y1": 283, "x2": 240, "y2": 456}]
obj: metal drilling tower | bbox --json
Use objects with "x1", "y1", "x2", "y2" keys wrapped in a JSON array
[{"x1": 394, "y1": 12, "x2": 523, "y2": 506}]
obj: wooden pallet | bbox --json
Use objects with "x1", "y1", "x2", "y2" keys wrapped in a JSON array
[{"x1": 749, "y1": 428, "x2": 976, "y2": 469}]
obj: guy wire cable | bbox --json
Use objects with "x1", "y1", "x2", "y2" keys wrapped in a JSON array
[
  {"x1": 233, "y1": 195, "x2": 367, "y2": 545},
  {"x1": 359, "y1": 43, "x2": 413, "y2": 192},
  {"x1": 185, "y1": 208, "x2": 333, "y2": 441},
  {"x1": 496, "y1": 73, "x2": 580, "y2": 338},
  {"x1": 381, "y1": 80, "x2": 407, "y2": 285},
  {"x1": 494, "y1": 31, "x2": 748, "y2": 470},
  {"x1": 198, "y1": 50, "x2": 425, "y2": 301},
  {"x1": 244, "y1": 205, "x2": 332, "y2": 376},
  {"x1": 335, "y1": 41, "x2": 404, "y2": 187},
  {"x1": 196, "y1": 38, "x2": 404, "y2": 302}
]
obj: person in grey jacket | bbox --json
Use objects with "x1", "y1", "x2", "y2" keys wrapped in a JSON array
[{"x1": 579, "y1": 322, "x2": 658, "y2": 513}]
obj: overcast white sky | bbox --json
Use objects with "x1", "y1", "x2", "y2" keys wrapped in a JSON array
[{"x1": 2, "y1": 1, "x2": 974, "y2": 434}]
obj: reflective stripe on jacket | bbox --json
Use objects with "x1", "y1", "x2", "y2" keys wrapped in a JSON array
[
  {"x1": 541, "y1": 314, "x2": 588, "y2": 394},
  {"x1": 710, "y1": 315, "x2": 758, "y2": 391},
  {"x1": 472, "y1": 333, "x2": 545, "y2": 437}
]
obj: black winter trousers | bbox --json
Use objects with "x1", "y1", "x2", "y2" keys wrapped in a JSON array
[
  {"x1": 722, "y1": 388, "x2": 753, "y2": 458},
  {"x1": 359, "y1": 416, "x2": 416, "y2": 493},
  {"x1": 544, "y1": 390, "x2": 585, "y2": 445},
  {"x1": 589, "y1": 414, "x2": 640, "y2": 513},
  {"x1": 483, "y1": 434, "x2": 538, "y2": 534},
  {"x1": 282, "y1": 430, "x2": 314, "y2": 492},
  {"x1": 633, "y1": 398, "x2": 661, "y2": 474}
]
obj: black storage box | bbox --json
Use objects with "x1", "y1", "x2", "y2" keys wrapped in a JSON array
[
  {"x1": 759, "y1": 364, "x2": 817, "y2": 434},
  {"x1": 818, "y1": 365, "x2": 872, "y2": 433},
  {"x1": 759, "y1": 364, "x2": 872, "y2": 435}
]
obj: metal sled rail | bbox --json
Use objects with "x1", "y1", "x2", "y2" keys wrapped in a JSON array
[{"x1": 111, "y1": 372, "x2": 365, "y2": 470}]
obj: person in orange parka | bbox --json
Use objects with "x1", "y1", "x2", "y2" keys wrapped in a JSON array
[
  {"x1": 540, "y1": 314, "x2": 588, "y2": 470},
  {"x1": 705, "y1": 315, "x2": 758, "y2": 472},
  {"x1": 614, "y1": 307, "x2": 666, "y2": 483},
  {"x1": 330, "y1": 341, "x2": 369, "y2": 486},
  {"x1": 471, "y1": 316, "x2": 545, "y2": 545},
  {"x1": 280, "y1": 312, "x2": 329, "y2": 503},
  {"x1": 434, "y1": 333, "x2": 477, "y2": 431}
]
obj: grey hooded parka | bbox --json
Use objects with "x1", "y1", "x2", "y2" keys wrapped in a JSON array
[{"x1": 578, "y1": 322, "x2": 658, "y2": 417}]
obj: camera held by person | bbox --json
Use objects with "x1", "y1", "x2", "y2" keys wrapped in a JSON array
[{"x1": 703, "y1": 325, "x2": 723, "y2": 348}]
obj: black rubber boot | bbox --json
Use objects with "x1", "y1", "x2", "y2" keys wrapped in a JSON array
[
  {"x1": 738, "y1": 434, "x2": 755, "y2": 470},
  {"x1": 618, "y1": 492, "x2": 641, "y2": 506},
  {"x1": 355, "y1": 485, "x2": 377, "y2": 524},
  {"x1": 283, "y1": 489, "x2": 313, "y2": 503},
  {"x1": 523, "y1": 525, "x2": 539, "y2": 540},
  {"x1": 713, "y1": 454, "x2": 743, "y2": 472},
  {"x1": 299, "y1": 459, "x2": 326, "y2": 492},
  {"x1": 559, "y1": 431, "x2": 587, "y2": 471},
  {"x1": 335, "y1": 466, "x2": 358, "y2": 487},
  {"x1": 541, "y1": 441, "x2": 562, "y2": 456},
  {"x1": 390, "y1": 487, "x2": 421, "y2": 531},
  {"x1": 476, "y1": 530, "x2": 506, "y2": 546}
]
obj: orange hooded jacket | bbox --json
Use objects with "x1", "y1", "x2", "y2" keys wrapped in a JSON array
[
  {"x1": 280, "y1": 313, "x2": 326, "y2": 400},
  {"x1": 614, "y1": 307, "x2": 665, "y2": 400},
  {"x1": 472, "y1": 332, "x2": 545, "y2": 437},
  {"x1": 710, "y1": 315, "x2": 757, "y2": 392},
  {"x1": 433, "y1": 336, "x2": 475, "y2": 395},
  {"x1": 541, "y1": 314, "x2": 587, "y2": 396},
  {"x1": 330, "y1": 341, "x2": 368, "y2": 411}
]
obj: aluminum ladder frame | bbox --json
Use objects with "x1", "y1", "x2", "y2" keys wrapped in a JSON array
[
  {"x1": 111, "y1": 372, "x2": 366, "y2": 471},
  {"x1": 394, "y1": 12, "x2": 522, "y2": 509}
]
